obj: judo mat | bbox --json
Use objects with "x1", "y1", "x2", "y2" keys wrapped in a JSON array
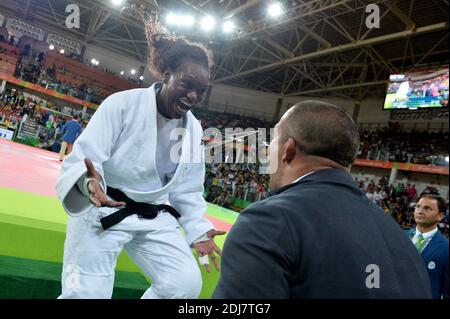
[{"x1": 0, "y1": 139, "x2": 237, "y2": 298}]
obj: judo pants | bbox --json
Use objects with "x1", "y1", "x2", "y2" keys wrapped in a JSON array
[{"x1": 58, "y1": 214, "x2": 202, "y2": 299}]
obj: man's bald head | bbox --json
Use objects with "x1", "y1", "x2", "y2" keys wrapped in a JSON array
[{"x1": 279, "y1": 100, "x2": 360, "y2": 167}]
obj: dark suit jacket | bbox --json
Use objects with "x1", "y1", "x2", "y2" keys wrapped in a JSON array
[
  {"x1": 213, "y1": 168, "x2": 431, "y2": 299},
  {"x1": 406, "y1": 229, "x2": 449, "y2": 299}
]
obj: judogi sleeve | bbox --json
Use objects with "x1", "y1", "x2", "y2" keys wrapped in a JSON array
[
  {"x1": 212, "y1": 204, "x2": 296, "y2": 298},
  {"x1": 168, "y1": 122, "x2": 214, "y2": 246},
  {"x1": 56, "y1": 93, "x2": 123, "y2": 216}
]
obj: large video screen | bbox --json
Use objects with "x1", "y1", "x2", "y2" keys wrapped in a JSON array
[{"x1": 383, "y1": 67, "x2": 449, "y2": 110}]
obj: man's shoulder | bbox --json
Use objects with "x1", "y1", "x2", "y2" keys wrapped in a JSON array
[
  {"x1": 433, "y1": 231, "x2": 450, "y2": 249},
  {"x1": 241, "y1": 199, "x2": 277, "y2": 215},
  {"x1": 239, "y1": 193, "x2": 299, "y2": 221},
  {"x1": 268, "y1": 180, "x2": 334, "y2": 203},
  {"x1": 404, "y1": 228, "x2": 415, "y2": 237},
  {"x1": 422, "y1": 234, "x2": 449, "y2": 267},
  {"x1": 67, "y1": 120, "x2": 79, "y2": 128},
  {"x1": 230, "y1": 200, "x2": 291, "y2": 242}
]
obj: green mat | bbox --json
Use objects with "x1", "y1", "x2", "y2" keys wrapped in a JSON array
[
  {"x1": 0, "y1": 188, "x2": 235, "y2": 298},
  {"x1": 205, "y1": 203, "x2": 239, "y2": 225},
  {"x1": 0, "y1": 255, "x2": 148, "y2": 298}
]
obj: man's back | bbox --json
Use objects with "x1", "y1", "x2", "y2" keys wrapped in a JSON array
[
  {"x1": 213, "y1": 169, "x2": 431, "y2": 299},
  {"x1": 63, "y1": 120, "x2": 81, "y2": 143}
]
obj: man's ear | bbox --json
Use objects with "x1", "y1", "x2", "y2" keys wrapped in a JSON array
[
  {"x1": 163, "y1": 71, "x2": 171, "y2": 84},
  {"x1": 281, "y1": 137, "x2": 297, "y2": 164}
]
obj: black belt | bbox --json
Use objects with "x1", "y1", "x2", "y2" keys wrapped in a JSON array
[{"x1": 100, "y1": 187, "x2": 181, "y2": 230}]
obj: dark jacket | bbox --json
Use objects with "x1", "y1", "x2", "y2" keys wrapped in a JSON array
[{"x1": 213, "y1": 169, "x2": 431, "y2": 298}]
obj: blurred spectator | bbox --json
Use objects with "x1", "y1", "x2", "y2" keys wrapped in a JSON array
[
  {"x1": 407, "y1": 184, "x2": 418, "y2": 199},
  {"x1": 59, "y1": 114, "x2": 82, "y2": 161}
]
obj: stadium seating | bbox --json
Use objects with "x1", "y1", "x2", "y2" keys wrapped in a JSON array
[{"x1": 0, "y1": 42, "x2": 19, "y2": 76}]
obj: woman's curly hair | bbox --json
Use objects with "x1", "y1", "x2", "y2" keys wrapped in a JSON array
[{"x1": 142, "y1": 13, "x2": 214, "y2": 78}]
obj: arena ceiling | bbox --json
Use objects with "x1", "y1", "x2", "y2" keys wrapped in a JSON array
[{"x1": 0, "y1": 0, "x2": 448, "y2": 100}]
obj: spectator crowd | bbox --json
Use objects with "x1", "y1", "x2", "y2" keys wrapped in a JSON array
[
  {"x1": 12, "y1": 43, "x2": 107, "y2": 105},
  {"x1": 0, "y1": 89, "x2": 84, "y2": 151},
  {"x1": 1, "y1": 36, "x2": 142, "y2": 106},
  {"x1": 1, "y1": 36, "x2": 448, "y2": 236},
  {"x1": 359, "y1": 122, "x2": 448, "y2": 165}
]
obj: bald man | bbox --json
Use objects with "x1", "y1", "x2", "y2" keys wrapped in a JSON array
[{"x1": 213, "y1": 100, "x2": 431, "y2": 299}]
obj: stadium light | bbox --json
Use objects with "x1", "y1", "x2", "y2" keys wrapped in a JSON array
[
  {"x1": 60, "y1": 49, "x2": 65, "y2": 54},
  {"x1": 166, "y1": 13, "x2": 194, "y2": 28},
  {"x1": 90, "y1": 58, "x2": 100, "y2": 66},
  {"x1": 201, "y1": 16, "x2": 215, "y2": 31},
  {"x1": 131, "y1": 69, "x2": 136, "y2": 75},
  {"x1": 139, "y1": 75, "x2": 144, "y2": 80},
  {"x1": 445, "y1": 156, "x2": 449, "y2": 162},
  {"x1": 267, "y1": 2, "x2": 283, "y2": 18},
  {"x1": 111, "y1": 0, "x2": 124, "y2": 6},
  {"x1": 165, "y1": 13, "x2": 178, "y2": 25},
  {"x1": 49, "y1": 44, "x2": 54, "y2": 50},
  {"x1": 120, "y1": 71, "x2": 124, "y2": 75},
  {"x1": 182, "y1": 15, "x2": 194, "y2": 28},
  {"x1": 223, "y1": 20, "x2": 235, "y2": 33}
]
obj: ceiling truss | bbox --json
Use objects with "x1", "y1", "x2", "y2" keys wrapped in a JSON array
[{"x1": 0, "y1": 0, "x2": 447, "y2": 100}]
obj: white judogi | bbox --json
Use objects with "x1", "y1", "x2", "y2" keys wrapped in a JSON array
[{"x1": 56, "y1": 83, "x2": 214, "y2": 299}]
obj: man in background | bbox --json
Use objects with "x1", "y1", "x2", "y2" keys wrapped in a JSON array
[
  {"x1": 59, "y1": 114, "x2": 82, "y2": 161},
  {"x1": 406, "y1": 194, "x2": 449, "y2": 299}
]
